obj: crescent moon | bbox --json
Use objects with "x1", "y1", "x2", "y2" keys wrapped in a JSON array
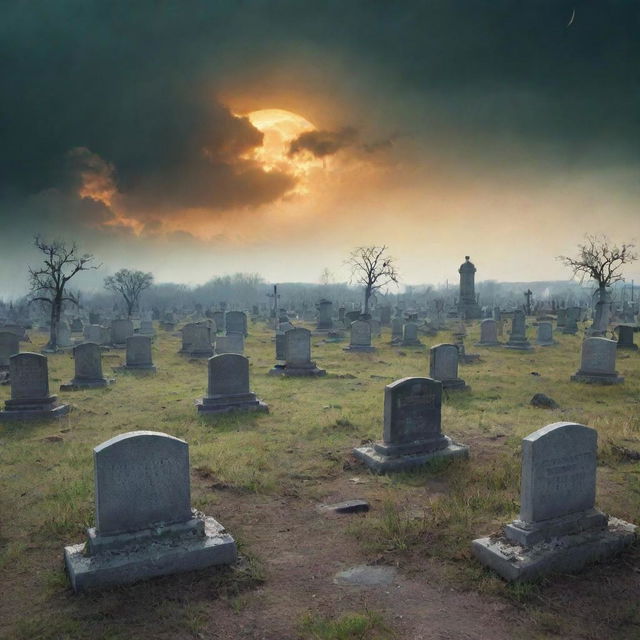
[{"x1": 567, "y1": 8, "x2": 576, "y2": 27}]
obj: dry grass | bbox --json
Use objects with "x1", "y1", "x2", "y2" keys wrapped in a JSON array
[{"x1": 0, "y1": 318, "x2": 639, "y2": 639}]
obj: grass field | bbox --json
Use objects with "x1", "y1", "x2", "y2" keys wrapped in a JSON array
[{"x1": 0, "y1": 319, "x2": 639, "y2": 639}]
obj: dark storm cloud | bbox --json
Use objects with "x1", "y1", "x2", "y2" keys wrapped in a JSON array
[
  {"x1": 289, "y1": 127, "x2": 358, "y2": 158},
  {"x1": 1, "y1": 0, "x2": 639, "y2": 236}
]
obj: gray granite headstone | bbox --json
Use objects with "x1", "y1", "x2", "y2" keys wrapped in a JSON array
[
  {"x1": 504, "y1": 310, "x2": 532, "y2": 350},
  {"x1": 535, "y1": 321, "x2": 555, "y2": 346},
  {"x1": 225, "y1": 311, "x2": 247, "y2": 336},
  {"x1": 401, "y1": 322, "x2": 422, "y2": 346},
  {"x1": 353, "y1": 377, "x2": 469, "y2": 472},
  {"x1": 285, "y1": 328, "x2": 312, "y2": 365},
  {"x1": 95, "y1": 431, "x2": 193, "y2": 535},
  {"x1": 476, "y1": 319, "x2": 500, "y2": 346},
  {"x1": 571, "y1": 337, "x2": 622, "y2": 384},
  {"x1": 429, "y1": 343, "x2": 467, "y2": 390},
  {"x1": 616, "y1": 325, "x2": 637, "y2": 350},
  {"x1": 345, "y1": 320, "x2": 374, "y2": 352},
  {"x1": 111, "y1": 319, "x2": 134, "y2": 346},
  {"x1": 123, "y1": 335, "x2": 155, "y2": 371},
  {"x1": 64, "y1": 431, "x2": 237, "y2": 591},
  {"x1": 215, "y1": 334, "x2": 244, "y2": 355},
  {"x1": 61, "y1": 342, "x2": 112, "y2": 390},
  {"x1": 0, "y1": 331, "x2": 19, "y2": 368}
]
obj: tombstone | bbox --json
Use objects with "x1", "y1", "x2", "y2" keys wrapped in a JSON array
[
  {"x1": 70, "y1": 318, "x2": 83, "y2": 333},
  {"x1": 390, "y1": 317, "x2": 403, "y2": 342},
  {"x1": 181, "y1": 322, "x2": 202, "y2": 353},
  {"x1": 61, "y1": 342, "x2": 113, "y2": 390},
  {"x1": 535, "y1": 321, "x2": 556, "y2": 347},
  {"x1": 588, "y1": 299, "x2": 610, "y2": 336},
  {"x1": 225, "y1": 311, "x2": 248, "y2": 336},
  {"x1": 401, "y1": 322, "x2": 423, "y2": 347},
  {"x1": 118, "y1": 335, "x2": 156, "y2": 372},
  {"x1": 475, "y1": 319, "x2": 501, "y2": 347},
  {"x1": 197, "y1": 354, "x2": 268, "y2": 414},
  {"x1": 0, "y1": 331, "x2": 20, "y2": 369},
  {"x1": 64, "y1": 431, "x2": 237, "y2": 592},
  {"x1": 380, "y1": 306, "x2": 392, "y2": 326},
  {"x1": 57, "y1": 321, "x2": 73, "y2": 348},
  {"x1": 571, "y1": 337, "x2": 623, "y2": 384},
  {"x1": 562, "y1": 307, "x2": 579, "y2": 335},
  {"x1": 316, "y1": 299, "x2": 333, "y2": 331},
  {"x1": 89, "y1": 312, "x2": 101, "y2": 325},
  {"x1": 504, "y1": 310, "x2": 532, "y2": 350},
  {"x1": 0, "y1": 353, "x2": 69, "y2": 420},
  {"x1": 84, "y1": 324, "x2": 102, "y2": 343},
  {"x1": 110, "y1": 319, "x2": 134, "y2": 347},
  {"x1": 556, "y1": 308, "x2": 567, "y2": 328},
  {"x1": 353, "y1": 377, "x2": 469, "y2": 473},
  {"x1": 139, "y1": 319, "x2": 155, "y2": 336},
  {"x1": 429, "y1": 344, "x2": 469, "y2": 390},
  {"x1": 472, "y1": 422, "x2": 636, "y2": 581},
  {"x1": 344, "y1": 320, "x2": 375, "y2": 352},
  {"x1": 1, "y1": 323, "x2": 27, "y2": 341},
  {"x1": 214, "y1": 334, "x2": 244, "y2": 355},
  {"x1": 269, "y1": 328, "x2": 325, "y2": 376},
  {"x1": 338, "y1": 307, "x2": 346, "y2": 324},
  {"x1": 186, "y1": 324, "x2": 213, "y2": 357},
  {"x1": 615, "y1": 325, "x2": 637, "y2": 351},
  {"x1": 458, "y1": 256, "x2": 481, "y2": 319},
  {"x1": 369, "y1": 318, "x2": 382, "y2": 338},
  {"x1": 212, "y1": 311, "x2": 225, "y2": 332}
]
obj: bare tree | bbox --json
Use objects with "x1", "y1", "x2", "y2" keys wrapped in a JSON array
[
  {"x1": 104, "y1": 269, "x2": 154, "y2": 318},
  {"x1": 557, "y1": 235, "x2": 637, "y2": 303},
  {"x1": 347, "y1": 245, "x2": 399, "y2": 315},
  {"x1": 28, "y1": 236, "x2": 98, "y2": 351}
]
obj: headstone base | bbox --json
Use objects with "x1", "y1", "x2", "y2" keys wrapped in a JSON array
[
  {"x1": 504, "y1": 340, "x2": 533, "y2": 350},
  {"x1": 441, "y1": 378, "x2": 470, "y2": 391},
  {"x1": 504, "y1": 508, "x2": 608, "y2": 547},
  {"x1": 474, "y1": 341, "x2": 502, "y2": 347},
  {"x1": 0, "y1": 397, "x2": 70, "y2": 421},
  {"x1": 268, "y1": 364, "x2": 326, "y2": 377},
  {"x1": 353, "y1": 437, "x2": 469, "y2": 474},
  {"x1": 536, "y1": 340, "x2": 557, "y2": 347},
  {"x1": 472, "y1": 517, "x2": 636, "y2": 582},
  {"x1": 186, "y1": 349, "x2": 214, "y2": 358},
  {"x1": 570, "y1": 371, "x2": 624, "y2": 385},
  {"x1": 196, "y1": 393, "x2": 268, "y2": 414},
  {"x1": 64, "y1": 515, "x2": 237, "y2": 593},
  {"x1": 343, "y1": 345, "x2": 376, "y2": 352},
  {"x1": 562, "y1": 328, "x2": 579, "y2": 335},
  {"x1": 60, "y1": 378, "x2": 115, "y2": 391}
]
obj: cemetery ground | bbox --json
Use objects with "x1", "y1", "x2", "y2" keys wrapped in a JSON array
[{"x1": 1, "y1": 322, "x2": 639, "y2": 640}]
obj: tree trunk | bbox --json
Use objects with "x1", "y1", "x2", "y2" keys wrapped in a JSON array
[
  {"x1": 49, "y1": 298, "x2": 61, "y2": 351},
  {"x1": 364, "y1": 287, "x2": 371, "y2": 316}
]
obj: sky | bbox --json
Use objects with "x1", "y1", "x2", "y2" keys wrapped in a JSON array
[{"x1": 1, "y1": 1, "x2": 639, "y2": 297}]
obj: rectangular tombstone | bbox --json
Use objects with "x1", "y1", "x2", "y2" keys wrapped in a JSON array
[
  {"x1": 476, "y1": 319, "x2": 500, "y2": 346},
  {"x1": 225, "y1": 311, "x2": 247, "y2": 336},
  {"x1": 215, "y1": 334, "x2": 244, "y2": 355},
  {"x1": 353, "y1": 376, "x2": 468, "y2": 472},
  {"x1": 111, "y1": 319, "x2": 134, "y2": 345},
  {"x1": 285, "y1": 328, "x2": 312, "y2": 365},
  {"x1": 74, "y1": 342, "x2": 104, "y2": 380},
  {"x1": 345, "y1": 320, "x2": 374, "y2": 351},
  {"x1": 0, "y1": 331, "x2": 20, "y2": 368},
  {"x1": 95, "y1": 431, "x2": 193, "y2": 535},
  {"x1": 380, "y1": 377, "x2": 445, "y2": 452},
  {"x1": 11, "y1": 352, "x2": 49, "y2": 400},
  {"x1": 472, "y1": 422, "x2": 636, "y2": 581},
  {"x1": 571, "y1": 337, "x2": 622, "y2": 384},
  {"x1": 122, "y1": 335, "x2": 155, "y2": 371},
  {"x1": 65, "y1": 431, "x2": 237, "y2": 591},
  {"x1": 429, "y1": 343, "x2": 467, "y2": 390}
]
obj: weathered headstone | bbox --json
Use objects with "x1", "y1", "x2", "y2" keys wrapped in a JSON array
[
  {"x1": 139, "y1": 319, "x2": 155, "y2": 336},
  {"x1": 475, "y1": 319, "x2": 501, "y2": 347},
  {"x1": 504, "y1": 310, "x2": 532, "y2": 350},
  {"x1": 401, "y1": 322, "x2": 422, "y2": 347},
  {"x1": 353, "y1": 377, "x2": 469, "y2": 472},
  {"x1": 214, "y1": 334, "x2": 244, "y2": 355},
  {"x1": 269, "y1": 328, "x2": 325, "y2": 376},
  {"x1": 64, "y1": 431, "x2": 237, "y2": 591},
  {"x1": 429, "y1": 343, "x2": 468, "y2": 390},
  {"x1": 57, "y1": 321, "x2": 73, "y2": 348},
  {"x1": 556, "y1": 308, "x2": 567, "y2": 328},
  {"x1": 316, "y1": 299, "x2": 334, "y2": 331},
  {"x1": 197, "y1": 354, "x2": 268, "y2": 414},
  {"x1": 84, "y1": 324, "x2": 103, "y2": 343},
  {"x1": 571, "y1": 337, "x2": 623, "y2": 384},
  {"x1": 225, "y1": 311, "x2": 248, "y2": 336},
  {"x1": 473, "y1": 422, "x2": 636, "y2": 581},
  {"x1": 562, "y1": 307, "x2": 579, "y2": 335},
  {"x1": 615, "y1": 325, "x2": 637, "y2": 351},
  {"x1": 344, "y1": 320, "x2": 375, "y2": 352},
  {"x1": 391, "y1": 317, "x2": 403, "y2": 342},
  {"x1": 70, "y1": 318, "x2": 84, "y2": 333},
  {"x1": 118, "y1": 335, "x2": 156, "y2": 372},
  {"x1": 458, "y1": 256, "x2": 481, "y2": 319},
  {"x1": 0, "y1": 331, "x2": 19, "y2": 369},
  {"x1": 535, "y1": 321, "x2": 556, "y2": 346},
  {"x1": 61, "y1": 342, "x2": 113, "y2": 390},
  {"x1": 0, "y1": 353, "x2": 69, "y2": 420},
  {"x1": 111, "y1": 319, "x2": 134, "y2": 347}
]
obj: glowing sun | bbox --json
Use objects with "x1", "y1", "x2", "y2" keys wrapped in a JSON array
[{"x1": 244, "y1": 108, "x2": 323, "y2": 184}]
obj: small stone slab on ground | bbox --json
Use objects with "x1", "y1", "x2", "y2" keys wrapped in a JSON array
[
  {"x1": 318, "y1": 500, "x2": 370, "y2": 515},
  {"x1": 333, "y1": 565, "x2": 397, "y2": 586},
  {"x1": 530, "y1": 393, "x2": 559, "y2": 409}
]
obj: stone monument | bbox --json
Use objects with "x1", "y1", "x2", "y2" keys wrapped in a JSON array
[{"x1": 571, "y1": 337, "x2": 623, "y2": 384}]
